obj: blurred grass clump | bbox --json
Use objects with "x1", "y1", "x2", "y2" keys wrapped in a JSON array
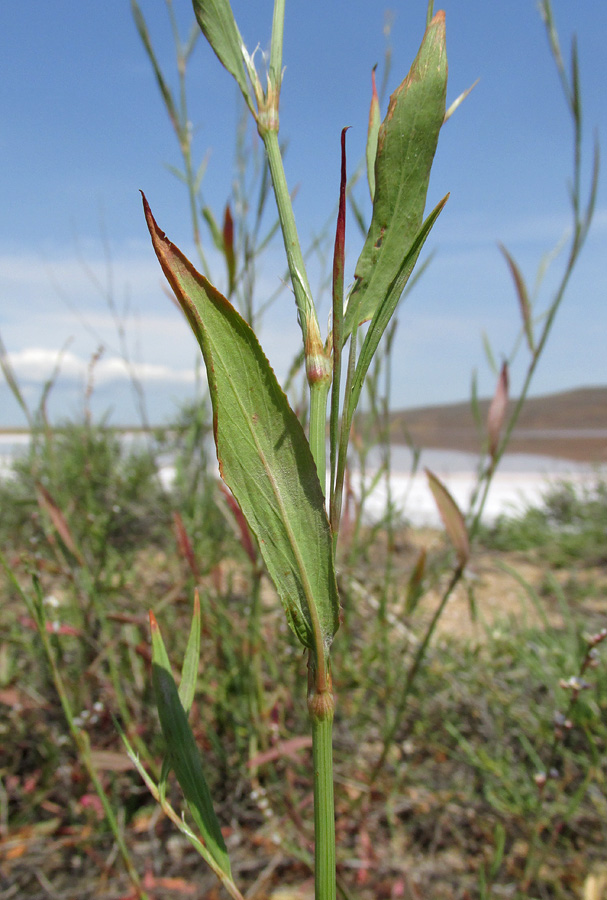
[{"x1": 480, "y1": 476, "x2": 607, "y2": 567}]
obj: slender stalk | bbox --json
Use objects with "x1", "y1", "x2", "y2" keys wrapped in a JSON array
[
  {"x1": 309, "y1": 380, "x2": 330, "y2": 488},
  {"x1": 261, "y1": 129, "x2": 318, "y2": 348}
]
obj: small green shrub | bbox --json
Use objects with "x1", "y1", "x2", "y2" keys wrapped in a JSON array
[{"x1": 480, "y1": 476, "x2": 607, "y2": 567}]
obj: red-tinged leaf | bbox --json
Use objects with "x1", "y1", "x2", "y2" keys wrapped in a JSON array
[
  {"x1": 247, "y1": 735, "x2": 313, "y2": 768},
  {"x1": 142, "y1": 870, "x2": 197, "y2": 895},
  {"x1": 332, "y1": 127, "x2": 348, "y2": 316},
  {"x1": 142, "y1": 194, "x2": 340, "y2": 666},
  {"x1": 173, "y1": 511, "x2": 201, "y2": 579},
  {"x1": 499, "y1": 243, "x2": 534, "y2": 352},
  {"x1": 88, "y1": 751, "x2": 135, "y2": 772},
  {"x1": 330, "y1": 128, "x2": 348, "y2": 521},
  {"x1": 487, "y1": 361, "x2": 509, "y2": 459},
  {"x1": 35, "y1": 483, "x2": 84, "y2": 565},
  {"x1": 222, "y1": 203, "x2": 236, "y2": 297},
  {"x1": 426, "y1": 469, "x2": 469, "y2": 567},
  {"x1": 219, "y1": 483, "x2": 257, "y2": 565},
  {"x1": 19, "y1": 616, "x2": 82, "y2": 637},
  {"x1": 405, "y1": 547, "x2": 427, "y2": 615},
  {"x1": 366, "y1": 66, "x2": 380, "y2": 201}
]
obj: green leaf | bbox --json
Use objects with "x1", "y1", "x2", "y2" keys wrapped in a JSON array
[
  {"x1": 426, "y1": 469, "x2": 469, "y2": 567},
  {"x1": 150, "y1": 611, "x2": 231, "y2": 877},
  {"x1": 202, "y1": 206, "x2": 224, "y2": 252},
  {"x1": 179, "y1": 590, "x2": 202, "y2": 713},
  {"x1": 142, "y1": 195, "x2": 340, "y2": 661},
  {"x1": 192, "y1": 0, "x2": 254, "y2": 113},
  {"x1": 499, "y1": 244, "x2": 534, "y2": 352},
  {"x1": 348, "y1": 194, "x2": 448, "y2": 420},
  {"x1": 366, "y1": 66, "x2": 380, "y2": 202},
  {"x1": 345, "y1": 11, "x2": 447, "y2": 339}
]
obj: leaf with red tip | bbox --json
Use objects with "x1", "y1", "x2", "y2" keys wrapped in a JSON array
[
  {"x1": 220, "y1": 483, "x2": 258, "y2": 566},
  {"x1": 487, "y1": 361, "x2": 509, "y2": 460},
  {"x1": 142, "y1": 195, "x2": 339, "y2": 662},
  {"x1": 222, "y1": 204, "x2": 236, "y2": 296},
  {"x1": 426, "y1": 469, "x2": 469, "y2": 567},
  {"x1": 35, "y1": 483, "x2": 84, "y2": 565},
  {"x1": 173, "y1": 511, "x2": 200, "y2": 580},
  {"x1": 499, "y1": 244, "x2": 534, "y2": 352}
]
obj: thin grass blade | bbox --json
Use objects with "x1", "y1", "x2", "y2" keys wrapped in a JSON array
[
  {"x1": 366, "y1": 66, "x2": 380, "y2": 202},
  {"x1": 426, "y1": 469, "x2": 470, "y2": 567},
  {"x1": 487, "y1": 361, "x2": 509, "y2": 460},
  {"x1": 499, "y1": 244, "x2": 534, "y2": 352},
  {"x1": 150, "y1": 611, "x2": 231, "y2": 876}
]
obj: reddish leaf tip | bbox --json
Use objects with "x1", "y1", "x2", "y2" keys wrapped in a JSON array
[{"x1": 149, "y1": 610, "x2": 158, "y2": 631}]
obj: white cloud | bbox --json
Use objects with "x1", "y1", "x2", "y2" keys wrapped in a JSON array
[{"x1": 6, "y1": 347, "x2": 196, "y2": 386}]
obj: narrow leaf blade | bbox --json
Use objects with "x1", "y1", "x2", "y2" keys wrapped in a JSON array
[
  {"x1": 150, "y1": 611, "x2": 231, "y2": 876},
  {"x1": 426, "y1": 469, "x2": 469, "y2": 567},
  {"x1": 179, "y1": 590, "x2": 202, "y2": 714},
  {"x1": 192, "y1": 0, "x2": 253, "y2": 111},
  {"x1": 366, "y1": 66, "x2": 380, "y2": 202},
  {"x1": 143, "y1": 195, "x2": 340, "y2": 659},
  {"x1": 499, "y1": 244, "x2": 534, "y2": 352},
  {"x1": 487, "y1": 361, "x2": 509, "y2": 460}
]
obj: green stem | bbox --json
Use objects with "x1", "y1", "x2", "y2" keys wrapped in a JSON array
[
  {"x1": 309, "y1": 381, "x2": 330, "y2": 491},
  {"x1": 309, "y1": 679, "x2": 336, "y2": 900},
  {"x1": 261, "y1": 129, "x2": 318, "y2": 350}
]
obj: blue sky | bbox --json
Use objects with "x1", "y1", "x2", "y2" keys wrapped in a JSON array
[{"x1": 1, "y1": 1, "x2": 605, "y2": 427}]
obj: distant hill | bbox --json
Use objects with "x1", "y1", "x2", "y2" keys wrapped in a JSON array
[{"x1": 386, "y1": 386, "x2": 607, "y2": 463}]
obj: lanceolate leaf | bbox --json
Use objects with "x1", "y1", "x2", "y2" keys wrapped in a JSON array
[
  {"x1": 192, "y1": 0, "x2": 254, "y2": 113},
  {"x1": 142, "y1": 195, "x2": 340, "y2": 660},
  {"x1": 344, "y1": 11, "x2": 447, "y2": 339},
  {"x1": 150, "y1": 611, "x2": 231, "y2": 877},
  {"x1": 366, "y1": 66, "x2": 380, "y2": 202},
  {"x1": 426, "y1": 469, "x2": 469, "y2": 567},
  {"x1": 499, "y1": 243, "x2": 534, "y2": 352},
  {"x1": 487, "y1": 361, "x2": 509, "y2": 460}
]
